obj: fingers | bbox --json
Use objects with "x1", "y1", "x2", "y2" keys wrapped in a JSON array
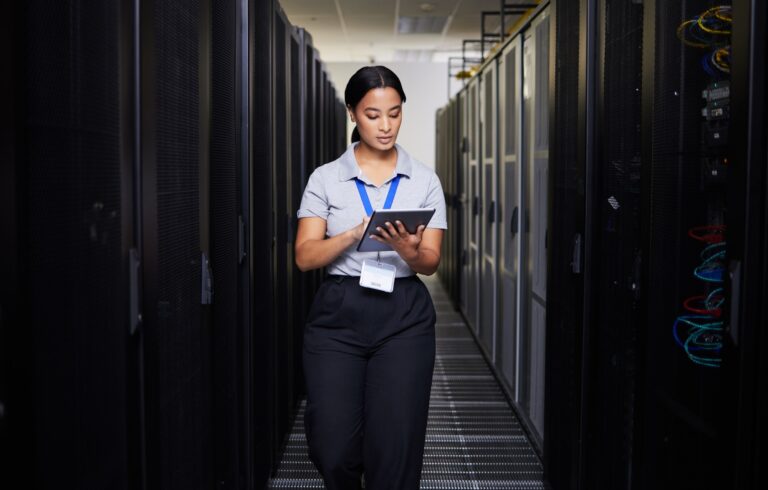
[
  {"x1": 375, "y1": 223, "x2": 393, "y2": 240},
  {"x1": 371, "y1": 221, "x2": 424, "y2": 246},
  {"x1": 381, "y1": 221, "x2": 407, "y2": 240}
]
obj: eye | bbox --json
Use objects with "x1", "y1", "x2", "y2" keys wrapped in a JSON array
[
  {"x1": 389, "y1": 112, "x2": 400, "y2": 118},
  {"x1": 366, "y1": 114, "x2": 379, "y2": 120}
]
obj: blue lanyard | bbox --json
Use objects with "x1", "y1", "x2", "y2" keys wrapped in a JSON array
[{"x1": 355, "y1": 175, "x2": 401, "y2": 217}]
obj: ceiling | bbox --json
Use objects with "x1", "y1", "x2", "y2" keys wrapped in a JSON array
[{"x1": 278, "y1": 0, "x2": 538, "y2": 63}]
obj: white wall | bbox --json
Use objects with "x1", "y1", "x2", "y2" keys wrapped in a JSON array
[{"x1": 326, "y1": 62, "x2": 450, "y2": 171}]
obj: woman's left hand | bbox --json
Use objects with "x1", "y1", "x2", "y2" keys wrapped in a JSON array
[{"x1": 370, "y1": 220, "x2": 425, "y2": 262}]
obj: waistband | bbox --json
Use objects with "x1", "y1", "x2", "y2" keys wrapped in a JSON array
[{"x1": 326, "y1": 274, "x2": 418, "y2": 284}]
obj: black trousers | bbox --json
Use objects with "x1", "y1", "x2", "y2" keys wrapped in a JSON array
[{"x1": 303, "y1": 275, "x2": 436, "y2": 490}]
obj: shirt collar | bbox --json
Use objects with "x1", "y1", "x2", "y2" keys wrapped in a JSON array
[{"x1": 338, "y1": 142, "x2": 413, "y2": 183}]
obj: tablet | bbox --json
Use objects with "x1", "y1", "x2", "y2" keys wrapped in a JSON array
[{"x1": 356, "y1": 208, "x2": 436, "y2": 252}]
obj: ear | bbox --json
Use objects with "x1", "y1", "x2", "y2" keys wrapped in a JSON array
[{"x1": 346, "y1": 105, "x2": 356, "y2": 123}]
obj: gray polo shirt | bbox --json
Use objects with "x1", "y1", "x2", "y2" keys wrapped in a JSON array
[{"x1": 297, "y1": 142, "x2": 447, "y2": 278}]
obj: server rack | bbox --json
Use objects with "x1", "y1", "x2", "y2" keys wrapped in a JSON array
[
  {"x1": 289, "y1": 26, "x2": 307, "y2": 414},
  {"x1": 466, "y1": 78, "x2": 481, "y2": 334},
  {"x1": 438, "y1": 0, "x2": 766, "y2": 488},
  {"x1": 210, "y1": 0, "x2": 247, "y2": 486},
  {"x1": 447, "y1": 98, "x2": 462, "y2": 306},
  {"x1": 436, "y1": 101, "x2": 461, "y2": 299},
  {"x1": 497, "y1": 34, "x2": 523, "y2": 418},
  {"x1": 436, "y1": 107, "x2": 448, "y2": 291},
  {"x1": 1, "y1": 1, "x2": 346, "y2": 488},
  {"x1": 436, "y1": 0, "x2": 552, "y2": 453},
  {"x1": 1, "y1": 2, "x2": 134, "y2": 488},
  {"x1": 250, "y1": 0, "x2": 276, "y2": 484},
  {"x1": 727, "y1": 1, "x2": 767, "y2": 486},
  {"x1": 459, "y1": 90, "x2": 470, "y2": 315},
  {"x1": 270, "y1": 4, "x2": 295, "y2": 461},
  {"x1": 544, "y1": 0, "x2": 584, "y2": 486},
  {"x1": 444, "y1": 101, "x2": 453, "y2": 300},
  {"x1": 519, "y1": 12, "x2": 550, "y2": 444},
  {"x1": 436, "y1": 107, "x2": 446, "y2": 280},
  {"x1": 258, "y1": 4, "x2": 346, "y2": 482},
  {"x1": 576, "y1": 0, "x2": 644, "y2": 487},
  {"x1": 638, "y1": 1, "x2": 735, "y2": 487},
  {"x1": 479, "y1": 59, "x2": 499, "y2": 361},
  {"x1": 545, "y1": 0, "x2": 768, "y2": 488}
]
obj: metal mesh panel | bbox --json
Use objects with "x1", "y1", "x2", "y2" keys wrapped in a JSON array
[
  {"x1": 290, "y1": 31, "x2": 306, "y2": 411},
  {"x1": 587, "y1": 1, "x2": 644, "y2": 488},
  {"x1": 210, "y1": 0, "x2": 240, "y2": 485},
  {"x1": 145, "y1": 1, "x2": 210, "y2": 488},
  {"x1": 544, "y1": 0, "x2": 582, "y2": 486},
  {"x1": 24, "y1": 1, "x2": 127, "y2": 488},
  {"x1": 272, "y1": 11, "x2": 296, "y2": 455}
]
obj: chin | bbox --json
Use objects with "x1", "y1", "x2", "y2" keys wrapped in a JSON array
[{"x1": 365, "y1": 138, "x2": 396, "y2": 151}]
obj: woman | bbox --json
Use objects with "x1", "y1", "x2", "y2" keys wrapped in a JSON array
[{"x1": 295, "y1": 65, "x2": 447, "y2": 490}]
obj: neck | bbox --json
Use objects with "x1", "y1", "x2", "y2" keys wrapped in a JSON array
[{"x1": 355, "y1": 141, "x2": 397, "y2": 168}]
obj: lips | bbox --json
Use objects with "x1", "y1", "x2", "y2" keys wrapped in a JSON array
[{"x1": 377, "y1": 136, "x2": 393, "y2": 143}]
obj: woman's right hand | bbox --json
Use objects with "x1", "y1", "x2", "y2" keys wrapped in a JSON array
[
  {"x1": 348, "y1": 216, "x2": 372, "y2": 242},
  {"x1": 295, "y1": 216, "x2": 373, "y2": 272}
]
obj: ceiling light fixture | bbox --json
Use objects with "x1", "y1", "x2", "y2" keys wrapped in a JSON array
[{"x1": 397, "y1": 16, "x2": 448, "y2": 34}]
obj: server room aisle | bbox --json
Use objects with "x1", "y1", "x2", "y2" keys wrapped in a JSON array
[{"x1": 268, "y1": 275, "x2": 544, "y2": 489}]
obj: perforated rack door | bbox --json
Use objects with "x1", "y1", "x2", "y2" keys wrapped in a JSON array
[
  {"x1": 13, "y1": 1, "x2": 131, "y2": 487},
  {"x1": 140, "y1": 0, "x2": 214, "y2": 487}
]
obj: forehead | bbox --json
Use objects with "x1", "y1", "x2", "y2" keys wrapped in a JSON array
[{"x1": 357, "y1": 87, "x2": 402, "y2": 110}]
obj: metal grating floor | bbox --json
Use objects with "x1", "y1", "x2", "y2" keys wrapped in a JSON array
[{"x1": 268, "y1": 275, "x2": 545, "y2": 489}]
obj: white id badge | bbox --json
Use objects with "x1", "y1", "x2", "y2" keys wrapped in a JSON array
[{"x1": 359, "y1": 259, "x2": 397, "y2": 293}]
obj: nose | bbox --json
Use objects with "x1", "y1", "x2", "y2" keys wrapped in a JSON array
[{"x1": 380, "y1": 117, "x2": 391, "y2": 133}]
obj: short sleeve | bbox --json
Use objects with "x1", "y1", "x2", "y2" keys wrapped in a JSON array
[
  {"x1": 297, "y1": 169, "x2": 329, "y2": 220},
  {"x1": 424, "y1": 173, "x2": 448, "y2": 230}
]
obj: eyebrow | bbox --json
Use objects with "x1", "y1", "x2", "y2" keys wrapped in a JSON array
[{"x1": 363, "y1": 105, "x2": 402, "y2": 113}]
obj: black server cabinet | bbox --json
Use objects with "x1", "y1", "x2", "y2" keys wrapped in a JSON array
[
  {"x1": 0, "y1": 5, "x2": 16, "y2": 482},
  {"x1": 290, "y1": 26, "x2": 308, "y2": 406},
  {"x1": 638, "y1": 0, "x2": 734, "y2": 487},
  {"x1": 318, "y1": 70, "x2": 327, "y2": 164},
  {"x1": 139, "y1": 0, "x2": 216, "y2": 487},
  {"x1": 1, "y1": 1, "x2": 134, "y2": 489},
  {"x1": 543, "y1": 0, "x2": 584, "y2": 487},
  {"x1": 210, "y1": 0, "x2": 248, "y2": 486},
  {"x1": 454, "y1": 100, "x2": 464, "y2": 307},
  {"x1": 579, "y1": 0, "x2": 644, "y2": 488},
  {"x1": 438, "y1": 107, "x2": 447, "y2": 284},
  {"x1": 250, "y1": 0, "x2": 275, "y2": 484},
  {"x1": 270, "y1": 5, "x2": 295, "y2": 459},
  {"x1": 446, "y1": 100, "x2": 462, "y2": 305},
  {"x1": 302, "y1": 36, "x2": 322, "y2": 331},
  {"x1": 728, "y1": 0, "x2": 768, "y2": 487},
  {"x1": 547, "y1": 1, "x2": 768, "y2": 489}
]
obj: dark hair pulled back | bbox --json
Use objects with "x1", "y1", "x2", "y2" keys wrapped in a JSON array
[{"x1": 345, "y1": 66, "x2": 406, "y2": 143}]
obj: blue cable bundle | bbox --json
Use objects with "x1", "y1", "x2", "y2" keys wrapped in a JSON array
[
  {"x1": 673, "y1": 315, "x2": 723, "y2": 368},
  {"x1": 674, "y1": 234, "x2": 727, "y2": 367}
]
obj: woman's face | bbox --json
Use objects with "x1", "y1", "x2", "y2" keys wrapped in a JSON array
[{"x1": 348, "y1": 87, "x2": 403, "y2": 151}]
